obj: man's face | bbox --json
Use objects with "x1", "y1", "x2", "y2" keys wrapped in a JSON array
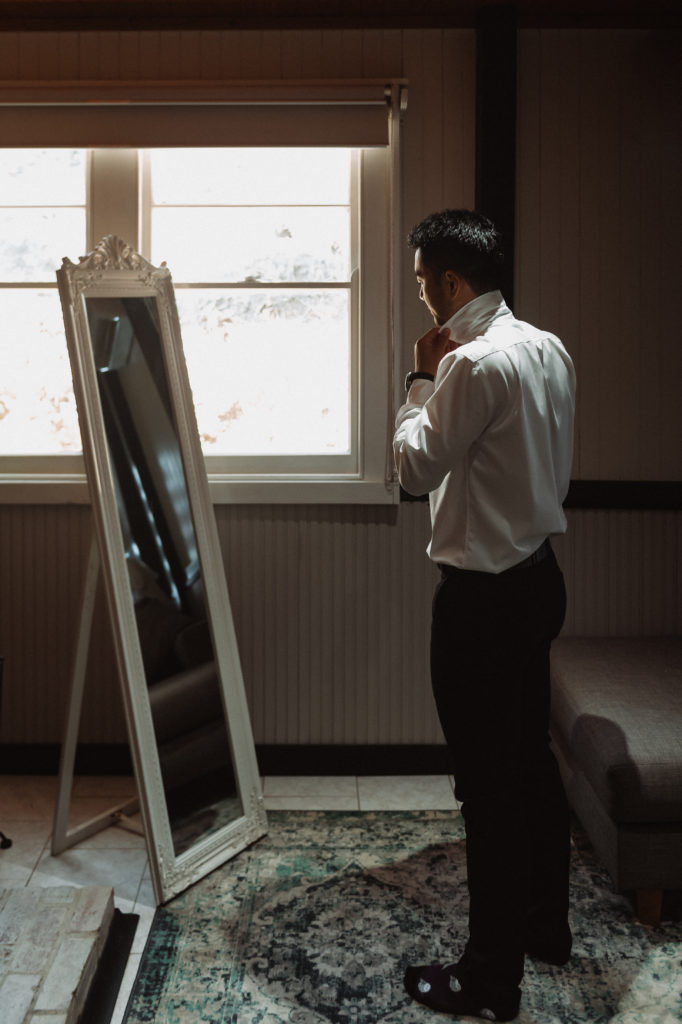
[{"x1": 414, "y1": 249, "x2": 452, "y2": 326}]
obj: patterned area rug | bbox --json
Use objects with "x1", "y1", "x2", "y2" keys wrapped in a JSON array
[{"x1": 123, "y1": 811, "x2": 682, "y2": 1023}]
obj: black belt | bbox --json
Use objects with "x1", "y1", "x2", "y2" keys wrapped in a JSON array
[
  {"x1": 438, "y1": 539, "x2": 551, "y2": 577},
  {"x1": 511, "y1": 538, "x2": 551, "y2": 570}
]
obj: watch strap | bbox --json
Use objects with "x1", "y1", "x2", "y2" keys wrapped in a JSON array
[{"x1": 405, "y1": 370, "x2": 435, "y2": 392}]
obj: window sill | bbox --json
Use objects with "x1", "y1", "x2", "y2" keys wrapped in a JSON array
[
  {"x1": 0, "y1": 472, "x2": 399, "y2": 505},
  {"x1": 208, "y1": 475, "x2": 398, "y2": 504}
]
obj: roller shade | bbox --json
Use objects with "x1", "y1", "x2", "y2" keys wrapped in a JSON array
[{"x1": 0, "y1": 79, "x2": 406, "y2": 147}]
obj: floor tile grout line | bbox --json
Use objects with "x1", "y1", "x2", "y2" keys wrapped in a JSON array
[
  {"x1": 25, "y1": 831, "x2": 51, "y2": 888},
  {"x1": 132, "y1": 858, "x2": 149, "y2": 908}
]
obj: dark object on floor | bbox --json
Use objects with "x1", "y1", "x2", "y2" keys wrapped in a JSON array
[{"x1": 80, "y1": 909, "x2": 139, "y2": 1023}]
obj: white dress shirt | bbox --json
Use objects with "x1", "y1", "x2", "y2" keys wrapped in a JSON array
[{"x1": 393, "y1": 291, "x2": 576, "y2": 573}]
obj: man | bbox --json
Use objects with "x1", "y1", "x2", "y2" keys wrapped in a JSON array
[{"x1": 394, "y1": 209, "x2": 576, "y2": 1022}]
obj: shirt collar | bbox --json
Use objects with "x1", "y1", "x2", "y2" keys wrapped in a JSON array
[{"x1": 443, "y1": 290, "x2": 509, "y2": 346}]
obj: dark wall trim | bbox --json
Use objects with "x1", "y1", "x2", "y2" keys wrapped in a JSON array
[
  {"x1": 0, "y1": 743, "x2": 134, "y2": 775},
  {"x1": 475, "y1": 4, "x2": 517, "y2": 309},
  {"x1": 0, "y1": 2, "x2": 679, "y2": 32},
  {"x1": 257, "y1": 744, "x2": 452, "y2": 776},
  {"x1": 0, "y1": 743, "x2": 452, "y2": 776},
  {"x1": 402, "y1": 480, "x2": 682, "y2": 509},
  {"x1": 564, "y1": 480, "x2": 682, "y2": 510}
]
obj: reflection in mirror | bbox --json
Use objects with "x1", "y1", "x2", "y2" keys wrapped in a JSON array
[{"x1": 85, "y1": 295, "x2": 241, "y2": 856}]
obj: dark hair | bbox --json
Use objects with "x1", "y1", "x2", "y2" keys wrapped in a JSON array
[{"x1": 407, "y1": 209, "x2": 503, "y2": 293}]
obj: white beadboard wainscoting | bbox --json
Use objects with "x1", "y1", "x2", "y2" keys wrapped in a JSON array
[{"x1": 0, "y1": 503, "x2": 679, "y2": 749}]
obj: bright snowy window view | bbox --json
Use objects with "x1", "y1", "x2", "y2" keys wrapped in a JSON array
[
  {"x1": 0, "y1": 149, "x2": 86, "y2": 454},
  {"x1": 0, "y1": 148, "x2": 353, "y2": 458}
]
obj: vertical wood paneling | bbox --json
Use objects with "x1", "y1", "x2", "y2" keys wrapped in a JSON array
[
  {"x1": 554, "y1": 32, "x2": 581, "y2": 468},
  {"x1": 536, "y1": 31, "x2": 562, "y2": 326},
  {"x1": 400, "y1": 28, "x2": 477, "y2": 373},
  {"x1": 154, "y1": 30, "x2": 182, "y2": 79},
  {"x1": 554, "y1": 510, "x2": 681, "y2": 638},
  {"x1": 655, "y1": 35, "x2": 682, "y2": 480},
  {"x1": 259, "y1": 30, "x2": 285, "y2": 77},
  {"x1": 55, "y1": 32, "x2": 80, "y2": 78},
  {"x1": 23, "y1": 32, "x2": 59, "y2": 78},
  {"x1": 442, "y1": 30, "x2": 476, "y2": 212},
  {"x1": 420, "y1": 31, "x2": 446, "y2": 212},
  {"x1": 613, "y1": 34, "x2": 644, "y2": 480},
  {"x1": 136, "y1": 31, "x2": 164, "y2": 79},
  {"x1": 0, "y1": 32, "x2": 21, "y2": 78},
  {"x1": 197, "y1": 29, "x2": 222, "y2": 77},
  {"x1": 118, "y1": 30, "x2": 141, "y2": 78},
  {"x1": 318, "y1": 29, "x2": 361, "y2": 78},
  {"x1": 515, "y1": 31, "x2": 541, "y2": 320},
  {"x1": 360, "y1": 28, "x2": 402, "y2": 79},
  {"x1": 570, "y1": 28, "x2": 597, "y2": 474},
  {"x1": 401, "y1": 29, "x2": 429, "y2": 231},
  {"x1": 0, "y1": 506, "x2": 123, "y2": 746},
  {"x1": 212, "y1": 503, "x2": 442, "y2": 745},
  {"x1": 517, "y1": 29, "x2": 682, "y2": 482},
  {"x1": 582, "y1": 33, "x2": 621, "y2": 479}
]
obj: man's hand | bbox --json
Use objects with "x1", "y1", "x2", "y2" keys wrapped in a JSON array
[{"x1": 414, "y1": 327, "x2": 456, "y2": 377}]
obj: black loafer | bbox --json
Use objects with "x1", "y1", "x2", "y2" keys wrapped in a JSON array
[{"x1": 404, "y1": 962, "x2": 521, "y2": 1021}]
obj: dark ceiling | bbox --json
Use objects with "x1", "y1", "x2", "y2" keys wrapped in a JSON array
[{"x1": 0, "y1": 0, "x2": 680, "y2": 32}]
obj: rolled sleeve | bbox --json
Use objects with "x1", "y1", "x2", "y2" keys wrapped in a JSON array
[{"x1": 393, "y1": 355, "x2": 494, "y2": 496}]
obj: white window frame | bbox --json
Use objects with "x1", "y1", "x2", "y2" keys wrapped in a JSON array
[{"x1": 0, "y1": 82, "x2": 405, "y2": 505}]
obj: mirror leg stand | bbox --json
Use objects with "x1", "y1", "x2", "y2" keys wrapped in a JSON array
[{"x1": 51, "y1": 537, "x2": 139, "y2": 855}]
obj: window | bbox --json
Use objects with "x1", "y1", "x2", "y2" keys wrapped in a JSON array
[{"x1": 0, "y1": 82, "x2": 404, "y2": 503}]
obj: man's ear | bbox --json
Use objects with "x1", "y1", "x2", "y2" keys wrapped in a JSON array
[{"x1": 443, "y1": 270, "x2": 460, "y2": 295}]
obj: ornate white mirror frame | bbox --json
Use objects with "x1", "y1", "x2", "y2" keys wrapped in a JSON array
[{"x1": 54, "y1": 235, "x2": 267, "y2": 903}]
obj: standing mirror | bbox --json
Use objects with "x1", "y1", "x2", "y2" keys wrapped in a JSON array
[{"x1": 56, "y1": 235, "x2": 267, "y2": 903}]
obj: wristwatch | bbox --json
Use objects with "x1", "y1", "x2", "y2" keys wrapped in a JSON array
[{"x1": 405, "y1": 370, "x2": 435, "y2": 392}]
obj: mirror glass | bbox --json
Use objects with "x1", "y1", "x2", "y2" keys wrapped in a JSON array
[
  {"x1": 86, "y1": 295, "x2": 242, "y2": 856},
  {"x1": 57, "y1": 236, "x2": 267, "y2": 902}
]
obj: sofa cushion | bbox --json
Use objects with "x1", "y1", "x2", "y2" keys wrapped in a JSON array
[
  {"x1": 550, "y1": 637, "x2": 682, "y2": 823},
  {"x1": 148, "y1": 661, "x2": 223, "y2": 744}
]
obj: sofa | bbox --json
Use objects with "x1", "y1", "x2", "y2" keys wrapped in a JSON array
[{"x1": 549, "y1": 636, "x2": 682, "y2": 924}]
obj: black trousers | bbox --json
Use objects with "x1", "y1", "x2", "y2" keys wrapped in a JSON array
[{"x1": 430, "y1": 546, "x2": 570, "y2": 997}]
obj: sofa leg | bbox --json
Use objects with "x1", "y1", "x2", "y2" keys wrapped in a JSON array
[{"x1": 635, "y1": 888, "x2": 663, "y2": 926}]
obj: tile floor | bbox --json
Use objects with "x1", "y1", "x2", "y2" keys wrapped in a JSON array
[{"x1": 0, "y1": 773, "x2": 458, "y2": 1023}]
